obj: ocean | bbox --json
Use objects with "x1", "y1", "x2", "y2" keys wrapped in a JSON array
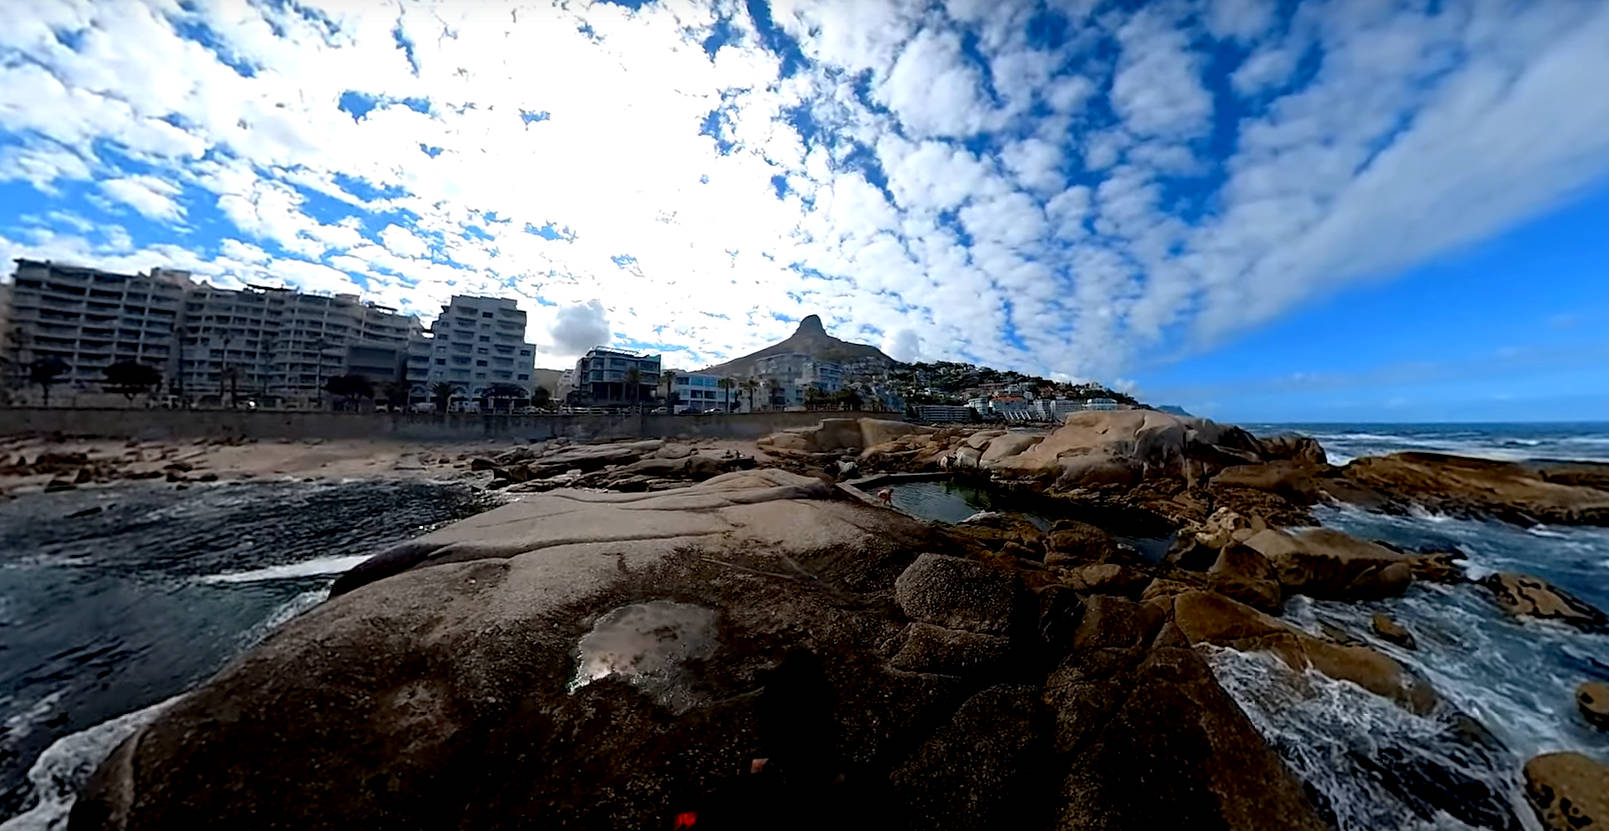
[
  {"x1": 0, "y1": 479, "x2": 494, "y2": 830},
  {"x1": 1, "y1": 423, "x2": 1607, "y2": 830}
]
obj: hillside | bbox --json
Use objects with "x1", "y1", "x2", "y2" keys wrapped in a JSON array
[{"x1": 698, "y1": 314, "x2": 896, "y2": 376}]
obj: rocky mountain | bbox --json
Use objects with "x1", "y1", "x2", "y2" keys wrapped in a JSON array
[{"x1": 697, "y1": 314, "x2": 897, "y2": 377}]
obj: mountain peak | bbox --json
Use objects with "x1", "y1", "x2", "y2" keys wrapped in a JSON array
[
  {"x1": 697, "y1": 313, "x2": 897, "y2": 377},
  {"x1": 796, "y1": 314, "x2": 825, "y2": 334}
]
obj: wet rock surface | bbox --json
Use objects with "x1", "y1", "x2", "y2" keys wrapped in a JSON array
[
  {"x1": 1480, "y1": 572, "x2": 1609, "y2": 632},
  {"x1": 1577, "y1": 682, "x2": 1609, "y2": 731},
  {"x1": 1523, "y1": 752, "x2": 1609, "y2": 830}
]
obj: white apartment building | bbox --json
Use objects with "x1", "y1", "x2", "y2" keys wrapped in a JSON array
[
  {"x1": 750, "y1": 352, "x2": 843, "y2": 410},
  {"x1": 4, "y1": 259, "x2": 187, "y2": 397},
  {"x1": 406, "y1": 296, "x2": 536, "y2": 406},
  {"x1": 177, "y1": 283, "x2": 417, "y2": 408},
  {"x1": 669, "y1": 371, "x2": 724, "y2": 413},
  {"x1": 4, "y1": 259, "x2": 533, "y2": 409}
]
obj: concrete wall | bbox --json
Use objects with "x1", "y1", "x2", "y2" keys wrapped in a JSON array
[{"x1": 0, "y1": 407, "x2": 899, "y2": 443}]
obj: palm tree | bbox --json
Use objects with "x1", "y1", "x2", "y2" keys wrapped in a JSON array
[
  {"x1": 741, "y1": 378, "x2": 759, "y2": 413},
  {"x1": 661, "y1": 370, "x2": 677, "y2": 412},
  {"x1": 624, "y1": 367, "x2": 642, "y2": 413},
  {"x1": 717, "y1": 377, "x2": 735, "y2": 413},
  {"x1": 429, "y1": 381, "x2": 456, "y2": 414},
  {"x1": 766, "y1": 378, "x2": 783, "y2": 411},
  {"x1": 531, "y1": 385, "x2": 552, "y2": 410},
  {"x1": 382, "y1": 381, "x2": 410, "y2": 411},
  {"x1": 29, "y1": 357, "x2": 69, "y2": 407}
]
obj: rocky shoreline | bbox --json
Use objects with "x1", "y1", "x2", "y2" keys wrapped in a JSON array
[{"x1": 31, "y1": 412, "x2": 1609, "y2": 829}]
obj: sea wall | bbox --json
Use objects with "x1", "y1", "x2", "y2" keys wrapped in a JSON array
[{"x1": 0, "y1": 407, "x2": 897, "y2": 442}]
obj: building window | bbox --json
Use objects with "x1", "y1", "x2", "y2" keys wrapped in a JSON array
[
  {"x1": 478, "y1": 336, "x2": 490, "y2": 342},
  {"x1": 435, "y1": 358, "x2": 446, "y2": 365},
  {"x1": 481, "y1": 311, "x2": 493, "y2": 318},
  {"x1": 517, "y1": 374, "x2": 529, "y2": 380},
  {"x1": 519, "y1": 349, "x2": 531, "y2": 356},
  {"x1": 476, "y1": 360, "x2": 488, "y2": 367}
]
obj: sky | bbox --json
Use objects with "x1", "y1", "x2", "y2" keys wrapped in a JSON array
[{"x1": 1, "y1": 0, "x2": 1607, "y2": 422}]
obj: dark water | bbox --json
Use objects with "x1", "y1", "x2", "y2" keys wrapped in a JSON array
[
  {"x1": 884, "y1": 479, "x2": 1175, "y2": 560},
  {"x1": 0, "y1": 479, "x2": 493, "y2": 828}
]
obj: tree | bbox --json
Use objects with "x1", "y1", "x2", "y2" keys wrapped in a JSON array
[
  {"x1": 222, "y1": 365, "x2": 242, "y2": 408},
  {"x1": 430, "y1": 381, "x2": 457, "y2": 414},
  {"x1": 661, "y1": 370, "x2": 678, "y2": 411},
  {"x1": 717, "y1": 377, "x2": 736, "y2": 412},
  {"x1": 531, "y1": 385, "x2": 552, "y2": 410},
  {"x1": 803, "y1": 386, "x2": 827, "y2": 411},
  {"x1": 483, "y1": 383, "x2": 526, "y2": 413},
  {"x1": 103, "y1": 360, "x2": 162, "y2": 404},
  {"x1": 28, "y1": 357, "x2": 69, "y2": 407},
  {"x1": 624, "y1": 367, "x2": 643, "y2": 413},
  {"x1": 766, "y1": 378, "x2": 784, "y2": 410},
  {"x1": 836, "y1": 387, "x2": 863, "y2": 411},
  {"x1": 741, "y1": 378, "x2": 759, "y2": 413},
  {"x1": 324, "y1": 374, "x2": 374, "y2": 411},
  {"x1": 381, "y1": 381, "x2": 411, "y2": 410}
]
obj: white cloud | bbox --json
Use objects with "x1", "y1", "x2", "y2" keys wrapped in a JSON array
[
  {"x1": 99, "y1": 175, "x2": 185, "y2": 221},
  {"x1": 0, "y1": 0, "x2": 1606, "y2": 388},
  {"x1": 883, "y1": 328, "x2": 922, "y2": 362}
]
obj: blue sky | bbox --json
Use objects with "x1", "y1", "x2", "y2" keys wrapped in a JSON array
[{"x1": 2, "y1": 0, "x2": 1608, "y2": 422}]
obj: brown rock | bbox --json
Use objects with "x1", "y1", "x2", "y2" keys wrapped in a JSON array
[
  {"x1": 1578, "y1": 682, "x2": 1609, "y2": 730},
  {"x1": 1071, "y1": 595, "x2": 1164, "y2": 651},
  {"x1": 1046, "y1": 646, "x2": 1330, "y2": 831},
  {"x1": 1481, "y1": 573, "x2": 1608, "y2": 632},
  {"x1": 44, "y1": 478, "x2": 77, "y2": 492},
  {"x1": 1211, "y1": 460, "x2": 1323, "y2": 503},
  {"x1": 1336, "y1": 452, "x2": 1609, "y2": 526},
  {"x1": 1523, "y1": 752, "x2": 1609, "y2": 830},
  {"x1": 1206, "y1": 544, "x2": 1283, "y2": 612},
  {"x1": 1045, "y1": 520, "x2": 1117, "y2": 563},
  {"x1": 894, "y1": 553, "x2": 1018, "y2": 634},
  {"x1": 1170, "y1": 590, "x2": 1437, "y2": 714},
  {"x1": 890, "y1": 685, "x2": 1045, "y2": 831},
  {"x1": 1244, "y1": 527, "x2": 1413, "y2": 600},
  {"x1": 887, "y1": 623, "x2": 1011, "y2": 676},
  {"x1": 1370, "y1": 612, "x2": 1417, "y2": 649},
  {"x1": 1063, "y1": 563, "x2": 1151, "y2": 599}
]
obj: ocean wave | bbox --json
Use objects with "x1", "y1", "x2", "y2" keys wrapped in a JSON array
[
  {"x1": 0, "y1": 696, "x2": 180, "y2": 831},
  {"x1": 197, "y1": 554, "x2": 372, "y2": 584}
]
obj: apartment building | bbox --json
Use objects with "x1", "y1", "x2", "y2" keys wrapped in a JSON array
[
  {"x1": 4, "y1": 259, "x2": 187, "y2": 398},
  {"x1": 405, "y1": 296, "x2": 537, "y2": 406},
  {"x1": 750, "y1": 352, "x2": 843, "y2": 410},
  {"x1": 668, "y1": 371, "x2": 723, "y2": 413},
  {"x1": 4, "y1": 259, "x2": 532, "y2": 409},
  {"x1": 571, "y1": 347, "x2": 661, "y2": 408},
  {"x1": 176, "y1": 284, "x2": 418, "y2": 407}
]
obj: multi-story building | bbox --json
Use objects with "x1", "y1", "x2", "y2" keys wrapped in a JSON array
[
  {"x1": 1086, "y1": 397, "x2": 1120, "y2": 411},
  {"x1": 175, "y1": 284, "x2": 418, "y2": 408},
  {"x1": 4, "y1": 259, "x2": 187, "y2": 402},
  {"x1": 668, "y1": 371, "x2": 723, "y2": 413},
  {"x1": 405, "y1": 296, "x2": 537, "y2": 408},
  {"x1": 572, "y1": 347, "x2": 661, "y2": 408},
  {"x1": 749, "y1": 352, "x2": 843, "y2": 410},
  {"x1": 1031, "y1": 398, "x2": 1087, "y2": 422},
  {"x1": 4, "y1": 259, "x2": 533, "y2": 409}
]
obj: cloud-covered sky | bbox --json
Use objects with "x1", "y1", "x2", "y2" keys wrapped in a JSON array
[{"x1": 3, "y1": 0, "x2": 1609, "y2": 419}]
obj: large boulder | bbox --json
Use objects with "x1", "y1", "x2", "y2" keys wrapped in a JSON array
[
  {"x1": 893, "y1": 553, "x2": 1018, "y2": 634},
  {"x1": 1523, "y1": 752, "x2": 1609, "y2": 830},
  {"x1": 1044, "y1": 645, "x2": 1330, "y2": 831},
  {"x1": 1480, "y1": 573, "x2": 1608, "y2": 632},
  {"x1": 886, "y1": 623, "x2": 1011, "y2": 676},
  {"x1": 72, "y1": 471, "x2": 991, "y2": 830},
  {"x1": 1243, "y1": 527, "x2": 1413, "y2": 600},
  {"x1": 1206, "y1": 544, "x2": 1283, "y2": 612},
  {"x1": 1209, "y1": 460, "x2": 1323, "y2": 503},
  {"x1": 1167, "y1": 590, "x2": 1438, "y2": 714},
  {"x1": 1335, "y1": 453, "x2": 1609, "y2": 526},
  {"x1": 983, "y1": 410, "x2": 1263, "y2": 487}
]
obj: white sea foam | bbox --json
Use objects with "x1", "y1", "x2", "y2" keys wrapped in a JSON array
[
  {"x1": 0, "y1": 696, "x2": 181, "y2": 831},
  {"x1": 1, "y1": 692, "x2": 63, "y2": 746},
  {"x1": 197, "y1": 554, "x2": 371, "y2": 584}
]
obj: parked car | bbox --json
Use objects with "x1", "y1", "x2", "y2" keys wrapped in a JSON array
[{"x1": 649, "y1": 407, "x2": 668, "y2": 414}]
